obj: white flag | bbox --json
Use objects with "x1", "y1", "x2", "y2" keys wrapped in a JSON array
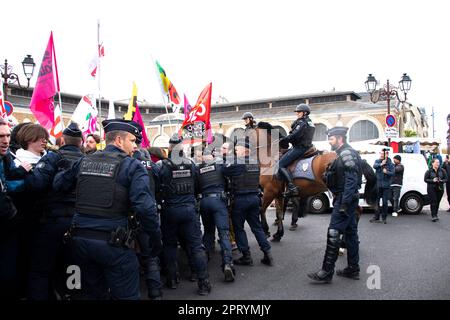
[
  {"x1": 71, "y1": 95, "x2": 97, "y2": 133},
  {"x1": 108, "y1": 100, "x2": 116, "y2": 119},
  {"x1": 88, "y1": 43, "x2": 105, "y2": 79},
  {"x1": 49, "y1": 103, "x2": 64, "y2": 144}
]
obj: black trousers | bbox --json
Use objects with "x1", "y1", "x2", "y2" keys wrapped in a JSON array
[{"x1": 427, "y1": 186, "x2": 444, "y2": 217}]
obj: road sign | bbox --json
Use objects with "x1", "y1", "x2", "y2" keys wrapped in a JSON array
[
  {"x1": 385, "y1": 114, "x2": 396, "y2": 127},
  {"x1": 384, "y1": 127, "x2": 399, "y2": 138}
]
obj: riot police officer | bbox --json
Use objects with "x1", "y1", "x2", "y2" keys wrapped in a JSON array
[
  {"x1": 53, "y1": 119, "x2": 162, "y2": 300},
  {"x1": 25, "y1": 123, "x2": 84, "y2": 300},
  {"x1": 308, "y1": 126, "x2": 362, "y2": 283},
  {"x1": 223, "y1": 139, "x2": 273, "y2": 267},
  {"x1": 197, "y1": 152, "x2": 235, "y2": 282},
  {"x1": 132, "y1": 134, "x2": 163, "y2": 300},
  {"x1": 278, "y1": 104, "x2": 315, "y2": 197},
  {"x1": 154, "y1": 133, "x2": 211, "y2": 296}
]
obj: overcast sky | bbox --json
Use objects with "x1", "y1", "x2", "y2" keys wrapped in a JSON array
[{"x1": 3, "y1": 0, "x2": 449, "y2": 144}]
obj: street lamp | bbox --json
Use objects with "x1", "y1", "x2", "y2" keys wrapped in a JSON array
[
  {"x1": 365, "y1": 73, "x2": 412, "y2": 147},
  {"x1": 1, "y1": 55, "x2": 36, "y2": 101}
]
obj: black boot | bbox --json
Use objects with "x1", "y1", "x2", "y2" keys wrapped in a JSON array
[
  {"x1": 261, "y1": 251, "x2": 274, "y2": 266},
  {"x1": 336, "y1": 267, "x2": 360, "y2": 280},
  {"x1": 197, "y1": 278, "x2": 212, "y2": 296},
  {"x1": 279, "y1": 168, "x2": 299, "y2": 197},
  {"x1": 308, "y1": 228, "x2": 341, "y2": 283},
  {"x1": 233, "y1": 251, "x2": 253, "y2": 266},
  {"x1": 148, "y1": 288, "x2": 163, "y2": 300},
  {"x1": 223, "y1": 264, "x2": 235, "y2": 282}
]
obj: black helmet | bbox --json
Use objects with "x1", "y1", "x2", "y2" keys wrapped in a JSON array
[
  {"x1": 242, "y1": 112, "x2": 254, "y2": 120},
  {"x1": 169, "y1": 133, "x2": 183, "y2": 145},
  {"x1": 295, "y1": 103, "x2": 311, "y2": 114}
]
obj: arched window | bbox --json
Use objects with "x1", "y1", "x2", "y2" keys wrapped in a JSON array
[
  {"x1": 349, "y1": 120, "x2": 379, "y2": 142},
  {"x1": 313, "y1": 123, "x2": 328, "y2": 141}
]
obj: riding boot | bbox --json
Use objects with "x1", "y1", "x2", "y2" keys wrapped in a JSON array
[
  {"x1": 307, "y1": 228, "x2": 341, "y2": 283},
  {"x1": 279, "y1": 167, "x2": 299, "y2": 197},
  {"x1": 336, "y1": 266, "x2": 360, "y2": 280},
  {"x1": 166, "y1": 264, "x2": 180, "y2": 289},
  {"x1": 261, "y1": 250, "x2": 274, "y2": 266},
  {"x1": 233, "y1": 251, "x2": 253, "y2": 266}
]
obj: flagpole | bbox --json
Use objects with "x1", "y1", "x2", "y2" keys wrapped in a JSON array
[
  {"x1": 150, "y1": 55, "x2": 174, "y2": 135},
  {"x1": 51, "y1": 31, "x2": 64, "y2": 131},
  {"x1": 97, "y1": 20, "x2": 103, "y2": 142}
]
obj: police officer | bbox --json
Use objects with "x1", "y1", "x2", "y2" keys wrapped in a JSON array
[
  {"x1": 53, "y1": 119, "x2": 162, "y2": 300},
  {"x1": 223, "y1": 138, "x2": 273, "y2": 267},
  {"x1": 25, "y1": 123, "x2": 84, "y2": 300},
  {"x1": 308, "y1": 127, "x2": 362, "y2": 283},
  {"x1": 132, "y1": 133, "x2": 163, "y2": 299},
  {"x1": 278, "y1": 104, "x2": 315, "y2": 197},
  {"x1": 242, "y1": 112, "x2": 257, "y2": 131},
  {"x1": 197, "y1": 152, "x2": 235, "y2": 282},
  {"x1": 154, "y1": 133, "x2": 211, "y2": 296}
]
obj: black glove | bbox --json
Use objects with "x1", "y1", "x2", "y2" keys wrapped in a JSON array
[{"x1": 150, "y1": 232, "x2": 163, "y2": 257}]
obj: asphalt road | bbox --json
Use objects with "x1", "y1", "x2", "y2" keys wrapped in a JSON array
[{"x1": 153, "y1": 199, "x2": 450, "y2": 300}]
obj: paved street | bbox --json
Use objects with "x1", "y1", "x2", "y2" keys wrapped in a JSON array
[{"x1": 155, "y1": 199, "x2": 450, "y2": 300}]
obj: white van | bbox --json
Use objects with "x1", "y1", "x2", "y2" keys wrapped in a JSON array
[{"x1": 306, "y1": 153, "x2": 430, "y2": 214}]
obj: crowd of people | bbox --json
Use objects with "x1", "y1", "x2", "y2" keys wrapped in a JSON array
[{"x1": 1, "y1": 105, "x2": 449, "y2": 300}]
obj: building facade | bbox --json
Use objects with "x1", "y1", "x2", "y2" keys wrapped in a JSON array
[{"x1": 5, "y1": 84, "x2": 429, "y2": 148}]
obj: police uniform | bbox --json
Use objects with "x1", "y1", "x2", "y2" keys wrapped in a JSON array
[
  {"x1": 197, "y1": 157, "x2": 235, "y2": 282},
  {"x1": 153, "y1": 134, "x2": 211, "y2": 295},
  {"x1": 133, "y1": 138, "x2": 163, "y2": 300},
  {"x1": 25, "y1": 123, "x2": 84, "y2": 299},
  {"x1": 308, "y1": 127, "x2": 362, "y2": 282},
  {"x1": 278, "y1": 104, "x2": 315, "y2": 196},
  {"x1": 53, "y1": 119, "x2": 162, "y2": 300},
  {"x1": 223, "y1": 139, "x2": 273, "y2": 267}
]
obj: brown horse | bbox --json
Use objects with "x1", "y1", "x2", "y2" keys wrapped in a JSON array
[{"x1": 255, "y1": 122, "x2": 375, "y2": 241}]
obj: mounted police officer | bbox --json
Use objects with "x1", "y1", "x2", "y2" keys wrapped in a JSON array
[
  {"x1": 132, "y1": 132, "x2": 163, "y2": 300},
  {"x1": 308, "y1": 126, "x2": 362, "y2": 283},
  {"x1": 53, "y1": 119, "x2": 162, "y2": 300},
  {"x1": 223, "y1": 138, "x2": 273, "y2": 267},
  {"x1": 197, "y1": 151, "x2": 235, "y2": 282},
  {"x1": 25, "y1": 123, "x2": 84, "y2": 299},
  {"x1": 278, "y1": 104, "x2": 315, "y2": 197},
  {"x1": 242, "y1": 112, "x2": 257, "y2": 131},
  {"x1": 154, "y1": 133, "x2": 211, "y2": 296}
]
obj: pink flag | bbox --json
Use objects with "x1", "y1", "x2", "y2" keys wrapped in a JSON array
[
  {"x1": 133, "y1": 103, "x2": 150, "y2": 148},
  {"x1": 30, "y1": 32, "x2": 59, "y2": 130},
  {"x1": 183, "y1": 94, "x2": 192, "y2": 120},
  {"x1": 0, "y1": 77, "x2": 6, "y2": 119}
]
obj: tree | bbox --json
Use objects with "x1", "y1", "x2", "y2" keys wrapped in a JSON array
[{"x1": 404, "y1": 129, "x2": 418, "y2": 137}]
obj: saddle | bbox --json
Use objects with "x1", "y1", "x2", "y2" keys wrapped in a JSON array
[{"x1": 287, "y1": 146, "x2": 319, "y2": 181}]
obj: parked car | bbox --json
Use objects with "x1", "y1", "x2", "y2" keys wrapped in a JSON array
[{"x1": 305, "y1": 153, "x2": 430, "y2": 214}]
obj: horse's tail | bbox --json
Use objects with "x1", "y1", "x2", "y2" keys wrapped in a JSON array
[{"x1": 361, "y1": 159, "x2": 378, "y2": 206}]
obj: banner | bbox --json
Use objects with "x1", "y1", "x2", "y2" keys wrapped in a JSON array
[
  {"x1": 180, "y1": 83, "x2": 212, "y2": 143},
  {"x1": 155, "y1": 60, "x2": 181, "y2": 111},
  {"x1": 124, "y1": 82, "x2": 137, "y2": 121},
  {"x1": 30, "y1": 32, "x2": 59, "y2": 130},
  {"x1": 133, "y1": 103, "x2": 150, "y2": 148}
]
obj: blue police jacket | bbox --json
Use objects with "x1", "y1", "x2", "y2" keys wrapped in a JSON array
[
  {"x1": 334, "y1": 144, "x2": 362, "y2": 206},
  {"x1": 373, "y1": 158, "x2": 395, "y2": 189},
  {"x1": 53, "y1": 145, "x2": 160, "y2": 236},
  {"x1": 1, "y1": 152, "x2": 26, "y2": 193}
]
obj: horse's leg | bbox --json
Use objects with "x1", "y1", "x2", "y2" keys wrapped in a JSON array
[
  {"x1": 260, "y1": 194, "x2": 274, "y2": 238},
  {"x1": 271, "y1": 197, "x2": 285, "y2": 242}
]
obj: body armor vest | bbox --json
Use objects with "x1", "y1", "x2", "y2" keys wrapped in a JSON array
[
  {"x1": 162, "y1": 159, "x2": 195, "y2": 196},
  {"x1": 75, "y1": 152, "x2": 129, "y2": 218},
  {"x1": 139, "y1": 158, "x2": 156, "y2": 197},
  {"x1": 231, "y1": 164, "x2": 260, "y2": 193},
  {"x1": 292, "y1": 117, "x2": 315, "y2": 148},
  {"x1": 198, "y1": 163, "x2": 226, "y2": 193},
  {"x1": 325, "y1": 147, "x2": 362, "y2": 193}
]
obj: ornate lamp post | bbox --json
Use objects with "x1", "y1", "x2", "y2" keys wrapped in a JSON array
[
  {"x1": 365, "y1": 73, "x2": 412, "y2": 147},
  {"x1": 1, "y1": 55, "x2": 36, "y2": 101}
]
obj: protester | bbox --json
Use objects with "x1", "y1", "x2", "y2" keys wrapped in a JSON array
[
  {"x1": 391, "y1": 155, "x2": 404, "y2": 217},
  {"x1": 370, "y1": 149, "x2": 394, "y2": 224},
  {"x1": 84, "y1": 133, "x2": 100, "y2": 154},
  {"x1": 424, "y1": 158, "x2": 448, "y2": 222}
]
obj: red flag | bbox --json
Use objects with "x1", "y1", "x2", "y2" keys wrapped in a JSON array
[
  {"x1": 180, "y1": 83, "x2": 212, "y2": 142},
  {"x1": 168, "y1": 82, "x2": 180, "y2": 105},
  {"x1": 30, "y1": 32, "x2": 59, "y2": 130},
  {"x1": 133, "y1": 103, "x2": 150, "y2": 148}
]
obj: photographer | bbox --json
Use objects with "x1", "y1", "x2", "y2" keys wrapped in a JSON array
[
  {"x1": 424, "y1": 158, "x2": 448, "y2": 222},
  {"x1": 370, "y1": 148, "x2": 394, "y2": 224}
]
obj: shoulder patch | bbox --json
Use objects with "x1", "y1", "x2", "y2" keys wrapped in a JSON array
[
  {"x1": 35, "y1": 162, "x2": 46, "y2": 169},
  {"x1": 340, "y1": 149, "x2": 356, "y2": 168}
]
